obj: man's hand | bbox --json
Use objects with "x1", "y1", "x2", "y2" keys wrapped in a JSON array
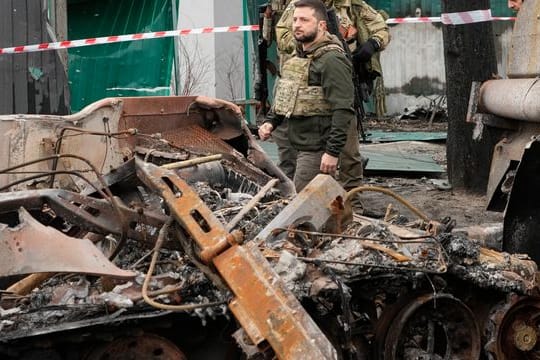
[
  {"x1": 258, "y1": 122, "x2": 274, "y2": 141},
  {"x1": 320, "y1": 153, "x2": 338, "y2": 175},
  {"x1": 353, "y1": 38, "x2": 379, "y2": 63}
]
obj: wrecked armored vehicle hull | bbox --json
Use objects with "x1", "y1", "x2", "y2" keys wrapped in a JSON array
[
  {"x1": 1, "y1": 95, "x2": 540, "y2": 359},
  {"x1": 467, "y1": 1, "x2": 540, "y2": 266}
]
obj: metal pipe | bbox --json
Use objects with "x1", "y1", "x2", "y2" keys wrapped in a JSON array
[
  {"x1": 479, "y1": 78, "x2": 540, "y2": 122},
  {"x1": 160, "y1": 154, "x2": 222, "y2": 170},
  {"x1": 226, "y1": 178, "x2": 278, "y2": 231}
]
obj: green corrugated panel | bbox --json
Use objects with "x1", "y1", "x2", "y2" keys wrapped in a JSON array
[
  {"x1": 491, "y1": 0, "x2": 515, "y2": 16},
  {"x1": 257, "y1": 138, "x2": 444, "y2": 174},
  {"x1": 367, "y1": 130, "x2": 447, "y2": 143},
  {"x1": 67, "y1": 0, "x2": 175, "y2": 112},
  {"x1": 361, "y1": 148, "x2": 444, "y2": 173},
  {"x1": 367, "y1": 0, "x2": 514, "y2": 18}
]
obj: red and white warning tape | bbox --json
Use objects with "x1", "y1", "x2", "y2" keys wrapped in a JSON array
[
  {"x1": 387, "y1": 17, "x2": 440, "y2": 24},
  {"x1": 387, "y1": 9, "x2": 515, "y2": 25},
  {"x1": 0, "y1": 25, "x2": 259, "y2": 55},
  {"x1": 440, "y1": 9, "x2": 514, "y2": 25},
  {"x1": 0, "y1": 9, "x2": 516, "y2": 56}
]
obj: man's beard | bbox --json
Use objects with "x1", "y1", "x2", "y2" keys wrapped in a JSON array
[{"x1": 294, "y1": 28, "x2": 317, "y2": 43}]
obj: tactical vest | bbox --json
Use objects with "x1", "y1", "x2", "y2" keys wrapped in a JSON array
[{"x1": 273, "y1": 43, "x2": 343, "y2": 118}]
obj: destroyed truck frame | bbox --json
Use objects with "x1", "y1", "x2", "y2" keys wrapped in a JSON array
[
  {"x1": 2, "y1": 92, "x2": 540, "y2": 359},
  {"x1": 0, "y1": 95, "x2": 339, "y2": 359}
]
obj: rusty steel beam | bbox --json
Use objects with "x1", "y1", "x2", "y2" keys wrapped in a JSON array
[
  {"x1": 215, "y1": 242, "x2": 337, "y2": 360},
  {"x1": 135, "y1": 159, "x2": 337, "y2": 360},
  {"x1": 0, "y1": 208, "x2": 135, "y2": 278}
]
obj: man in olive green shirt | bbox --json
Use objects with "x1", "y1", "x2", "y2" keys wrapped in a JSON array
[
  {"x1": 269, "y1": 0, "x2": 390, "y2": 193},
  {"x1": 259, "y1": 0, "x2": 355, "y2": 191}
]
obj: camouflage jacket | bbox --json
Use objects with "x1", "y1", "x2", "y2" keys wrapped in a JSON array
[
  {"x1": 266, "y1": 33, "x2": 355, "y2": 157},
  {"x1": 275, "y1": 0, "x2": 390, "y2": 74}
]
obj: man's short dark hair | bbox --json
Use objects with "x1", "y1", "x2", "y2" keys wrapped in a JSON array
[{"x1": 294, "y1": 0, "x2": 329, "y2": 23}]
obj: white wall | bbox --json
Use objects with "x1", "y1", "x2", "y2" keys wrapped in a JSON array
[
  {"x1": 177, "y1": 0, "x2": 216, "y2": 97},
  {"x1": 214, "y1": 0, "x2": 247, "y2": 101},
  {"x1": 176, "y1": 0, "x2": 253, "y2": 102},
  {"x1": 380, "y1": 21, "x2": 514, "y2": 115}
]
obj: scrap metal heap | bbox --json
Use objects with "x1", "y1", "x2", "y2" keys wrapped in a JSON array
[{"x1": 0, "y1": 96, "x2": 539, "y2": 359}]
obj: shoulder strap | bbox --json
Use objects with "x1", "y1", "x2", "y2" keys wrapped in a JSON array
[{"x1": 310, "y1": 43, "x2": 344, "y2": 59}]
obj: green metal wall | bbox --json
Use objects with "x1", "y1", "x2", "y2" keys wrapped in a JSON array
[
  {"x1": 366, "y1": 0, "x2": 514, "y2": 17},
  {"x1": 67, "y1": 0, "x2": 176, "y2": 112}
]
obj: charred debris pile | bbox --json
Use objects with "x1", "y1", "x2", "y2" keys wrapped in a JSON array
[{"x1": 0, "y1": 96, "x2": 538, "y2": 359}]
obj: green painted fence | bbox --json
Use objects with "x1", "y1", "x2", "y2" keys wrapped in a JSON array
[
  {"x1": 67, "y1": 0, "x2": 176, "y2": 112},
  {"x1": 366, "y1": 0, "x2": 515, "y2": 17}
]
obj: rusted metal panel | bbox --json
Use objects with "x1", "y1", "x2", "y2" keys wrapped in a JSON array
[
  {"x1": 0, "y1": 208, "x2": 135, "y2": 278},
  {"x1": 0, "y1": 95, "x2": 294, "y2": 196},
  {"x1": 118, "y1": 97, "x2": 251, "y2": 172},
  {"x1": 119, "y1": 96, "x2": 203, "y2": 146}
]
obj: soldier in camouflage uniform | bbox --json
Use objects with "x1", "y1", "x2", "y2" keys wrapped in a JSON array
[
  {"x1": 259, "y1": 0, "x2": 355, "y2": 191},
  {"x1": 270, "y1": 0, "x2": 390, "y2": 191},
  {"x1": 276, "y1": 0, "x2": 390, "y2": 85}
]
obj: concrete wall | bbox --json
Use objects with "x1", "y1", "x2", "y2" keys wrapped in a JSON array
[
  {"x1": 177, "y1": 0, "x2": 217, "y2": 97},
  {"x1": 177, "y1": 0, "x2": 253, "y2": 102},
  {"x1": 214, "y1": 1, "x2": 246, "y2": 101},
  {"x1": 381, "y1": 21, "x2": 514, "y2": 115}
]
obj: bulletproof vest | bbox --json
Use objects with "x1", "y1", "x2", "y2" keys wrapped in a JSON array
[{"x1": 273, "y1": 44, "x2": 343, "y2": 118}]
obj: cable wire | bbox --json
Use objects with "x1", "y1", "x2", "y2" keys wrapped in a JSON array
[{"x1": 142, "y1": 217, "x2": 226, "y2": 311}]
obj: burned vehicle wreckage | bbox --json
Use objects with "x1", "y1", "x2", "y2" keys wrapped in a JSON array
[
  {"x1": 3, "y1": 2, "x2": 540, "y2": 360},
  {"x1": 0, "y1": 92, "x2": 537, "y2": 360}
]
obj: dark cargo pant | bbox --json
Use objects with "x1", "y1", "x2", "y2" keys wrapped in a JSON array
[
  {"x1": 273, "y1": 118, "x2": 297, "y2": 180},
  {"x1": 338, "y1": 117, "x2": 364, "y2": 191},
  {"x1": 292, "y1": 118, "x2": 364, "y2": 192}
]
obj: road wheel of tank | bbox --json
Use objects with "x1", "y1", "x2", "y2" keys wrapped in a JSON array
[
  {"x1": 376, "y1": 293, "x2": 481, "y2": 359},
  {"x1": 484, "y1": 294, "x2": 540, "y2": 359},
  {"x1": 84, "y1": 333, "x2": 187, "y2": 360}
]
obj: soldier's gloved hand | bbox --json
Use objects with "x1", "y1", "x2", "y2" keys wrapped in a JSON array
[{"x1": 353, "y1": 38, "x2": 380, "y2": 63}]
